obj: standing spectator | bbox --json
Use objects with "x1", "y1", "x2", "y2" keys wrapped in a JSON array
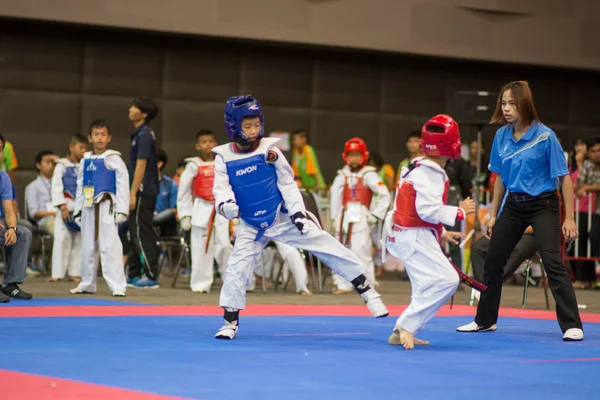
[
  {"x1": 291, "y1": 130, "x2": 325, "y2": 191},
  {"x1": 395, "y1": 132, "x2": 422, "y2": 183},
  {"x1": 0, "y1": 133, "x2": 33, "y2": 302},
  {"x1": 369, "y1": 152, "x2": 395, "y2": 192},
  {"x1": 575, "y1": 139, "x2": 600, "y2": 289},
  {"x1": 25, "y1": 150, "x2": 58, "y2": 234},
  {"x1": 173, "y1": 158, "x2": 188, "y2": 186},
  {"x1": 127, "y1": 96, "x2": 161, "y2": 289},
  {"x1": 0, "y1": 137, "x2": 19, "y2": 184}
]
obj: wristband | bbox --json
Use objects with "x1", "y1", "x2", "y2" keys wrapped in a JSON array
[{"x1": 456, "y1": 208, "x2": 465, "y2": 221}]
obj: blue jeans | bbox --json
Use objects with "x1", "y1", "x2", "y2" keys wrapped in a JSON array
[{"x1": 1, "y1": 225, "x2": 32, "y2": 285}]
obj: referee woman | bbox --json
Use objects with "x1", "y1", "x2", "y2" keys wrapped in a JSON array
[{"x1": 457, "y1": 81, "x2": 583, "y2": 341}]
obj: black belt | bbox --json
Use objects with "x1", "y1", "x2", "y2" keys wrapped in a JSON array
[{"x1": 508, "y1": 191, "x2": 557, "y2": 202}]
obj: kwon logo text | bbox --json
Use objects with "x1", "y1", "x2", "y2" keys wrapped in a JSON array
[{"x1": 236, "y1": 165, "x2": 257, "y2": 176}]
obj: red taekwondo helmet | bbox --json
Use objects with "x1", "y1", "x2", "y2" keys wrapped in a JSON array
[
  {"x1": 420, "y1": 114, "x2": 461, "y2": 162},
  {"x1": 342, "y1": 137, "x2": 369, "y2": 166}
]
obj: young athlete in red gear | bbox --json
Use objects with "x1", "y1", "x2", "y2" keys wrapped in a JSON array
[
  {"x1": 383, "y1": 115, "x2": 475, "y2": 350},
  {"x1": 330, "y1": 138, "x2": 390, "y2": 293}
]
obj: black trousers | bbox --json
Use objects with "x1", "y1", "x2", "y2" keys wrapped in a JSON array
[
  {"x1": 475, "y1": 193, "x2": 582, "y2": 332},
  {"x1": 127, "y1": 195, "x2": 159, "y2": 280},
  {"x1": 471, "y1": 234, "x2": 538, "y2": 283}
]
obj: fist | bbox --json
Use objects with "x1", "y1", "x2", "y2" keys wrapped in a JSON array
[
  {"x1": 459, "y1": 197, "x2": 476, "y2": 215},
  {"x1": 220, "y1": 201, "x2": 239, "y2": 220},
  {"x1": 180, "y1": 217, "x2": 192, "y2": 231},
  {"x1": 366, "y1": 214, "x2": 378, "y2": 225},
  {"x1": 114, "y1": 212, "x2": 128, "y2": 225}
]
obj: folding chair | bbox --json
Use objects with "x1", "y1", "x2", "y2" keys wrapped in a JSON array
[
  {"x1": 157, "y1": 235, "x2": 191, "y2": 288},
  {"x1": 522, "y1": 253, "x2": 550, "y2": 309},
  {"x1": 300, "y1": 189, "x2": 324, "y2": 292}
]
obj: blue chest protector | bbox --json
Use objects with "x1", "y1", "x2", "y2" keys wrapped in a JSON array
[
  {"x1": 63, "y1": 166, "x2": 78, "y2": 198},
  {"x1": 225, "y1": 153, "x2": 283, "y2": 231},
  {"x1": 83, "y1": 158, "x2": 116, "y2": 195}
]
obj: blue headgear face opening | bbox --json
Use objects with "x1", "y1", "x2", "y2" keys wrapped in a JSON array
[{"x1": 224, "y1": 95, "x2": 264, "y2": 144}]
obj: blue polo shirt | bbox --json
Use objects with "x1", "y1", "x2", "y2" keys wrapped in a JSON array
[
  {"x1": 130, "y1": 124, "x2": 159, "y2": 197},
  {"x1": 489, "y1": 120, "x2": 567, "y2": 197},
  {"x1": 0, "y1": 170, "x2": 16, "y2": 218},
  {"x1": 155, "y1": 176, "x2": 178, "y2": 213}
]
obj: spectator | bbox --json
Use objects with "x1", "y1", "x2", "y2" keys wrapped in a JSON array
[
  {"x1": 173, "y1": 158, "x2": 188, "y2": 186},
  {"x1": 153, "y1": 148, "x2": 178, "y2": 237},
  {"x1": 291, "y1": 130, "x2": 325, "y2": 190},
  {"x1": 575, "y1": 139, "x2": 600, "y2": 289},
  {"x1": 127, "y1": 95, "x2": 160, "y2": 289},
  {"x1": 25, "y1": 150, "x2": 58, "y2": 235},
  {"x1": 395, "y1": 131, "x2": 422, "y2": 183},
  {"x1": 369, "y1": 152, "x2": 395, "y2": 192},
  {"x1": 0, "y1": 137, "x2": 19, "y2": 184},
  {"x1": 0, "y1": 133, "x2": 33, "y2": 302}
]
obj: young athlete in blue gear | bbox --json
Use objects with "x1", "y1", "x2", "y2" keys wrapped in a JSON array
[{"x1": 212, "y1": 95, "x2": 389, "y2": 339}]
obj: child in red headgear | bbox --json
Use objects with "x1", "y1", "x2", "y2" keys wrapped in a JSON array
[
  {"x1": 330, "y1": 138, "x2": 391, "y2": 294},
  {"x1": 382, "y1": 115, "x2": 475, "y2": 349}
]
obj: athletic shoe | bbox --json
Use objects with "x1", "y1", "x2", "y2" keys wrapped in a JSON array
[
  {"x1": 130, "y1": 276, "x2": 159, "y2": 289},
  {"x1": 563, "y1": 328, "x2": 584, "y2": 341},
  {"x1": 456, "y1": 321, "x2": 497, "y2": 332},
  {"x1": 1, "y1": 284, "x2": 33, "y2": 300},
  {"x1": 126, "y1": 276, "x2": 141, "y2": 288}
]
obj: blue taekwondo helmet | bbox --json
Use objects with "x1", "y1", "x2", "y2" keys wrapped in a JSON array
[{"x1": 224, "y1": 95, "x2": 264, "y2": 145}]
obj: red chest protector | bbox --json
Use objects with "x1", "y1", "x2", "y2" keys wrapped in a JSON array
[
  {"x1": 192, "y1": 163, "x2": 215, "y2": 202},
  {"x1": 393, "y1": 164, "x2": 449, "y2": 241},
  {"x1": 342, "y1": 173, "x2": 373, "y2": 208}
]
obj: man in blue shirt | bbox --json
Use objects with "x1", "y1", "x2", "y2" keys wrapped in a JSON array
[
  {"x1": 127, "y1": 95, "x2": 161, "y2": 289},
  {"x1": 0, "y1": 133, "x2": 33, "y2": 302},
  {"x1": 153, "y1": 148, "x2": 179, "y2": 237}
]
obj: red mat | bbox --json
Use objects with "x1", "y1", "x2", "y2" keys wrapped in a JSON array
[
  {"x1": 1, "y1": 304, "x2": 599, "y2": 322},
  {"x1": 0, "y1": 370, "x2": 190, "y2": 400}
]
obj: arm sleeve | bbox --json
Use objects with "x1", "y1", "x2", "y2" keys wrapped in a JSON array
[
  {"x1": 74, "y1": 159, "x2": 84, "y2": 214},
  {"x1": 412, "y1": 168, "x2": 459, "y2": 226},
  {"x1": 213, "y1": 154, "x2": 236, "y2": 213},
  {"x1": 329, "y1": 173, "x2": 345, "y2": 222},
  {"x1": 25, "y1": 183, "x2": 40, "y2": 219},
  {"x1": 547, "y1": 133, "x2": 569, "y2": 178},
  {"x1": 169, "y1": 181, "x2": 179, "y2": 209},
  {"x1": 488, "y1": 134, "x2": 502, "y2": 174},
  {"x1": 136, "y1": 131, "x2": 153, "y2": 160},
  {"x1": 176, "y1": 163, "x2": 197, "y2": 218},
  {"x1": 273, "y1": 147, "x2": 305, "y2": 215},
  {"x1": 51, "y1": 163, "x2": 67, "y2": 207},
  {"x1": 364, "y1": 171, "x2": 391, "y2": 220},
  {"x1": 0, "y1": 174, "x2": 13, "y2": 201},
  {"x1": 106, "y1": 155, "x2": 130, "y2": 215}
]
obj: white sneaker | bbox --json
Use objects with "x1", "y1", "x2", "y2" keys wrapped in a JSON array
[
  {"x1": 26, "y1": 267, "x2": 40, "y2": 277},
  {"x1": 563, "y1": 328, "x2": 584, "y2": 341},
  {"x1": 456, "y1": 321, "x2": 497, "y2": 332},
  {"x1": 112, "y1": 290, "x2": 126, "y2": 297},
  {"x1": 360, "y1": 288, "x2": 389, "y2": 318},
  {"x1": 215, "y1": 321, "x2": 238, "y2": 340}
]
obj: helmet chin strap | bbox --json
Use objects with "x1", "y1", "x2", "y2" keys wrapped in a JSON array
[{"x1": 234, "y1": 135, "x2": 260, "y2": 152}]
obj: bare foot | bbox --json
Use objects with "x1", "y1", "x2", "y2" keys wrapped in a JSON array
[
  {"x1": 193, "y1": 290, "x2": 209, "y2": 294},
  {"x1": 413, "y1": 337, "x2": 430, "y2": 346},
  {"x1": 332, "y1": 289, "x2": 352, "y2": 295},
  {"x1": 299, "y1": 290, "x2": 312, "y2": 295},
  {"x1": 68, "y1": 276, "x2": 81, "y2": 283},
  {"x1": 399, "y1": 328, "x2": 415, "y2": 350},
  {"x1": 376, "y1": 267, "x2": 383, "y2": 277},
  {"x1": 48, "y1": 278, "x2": 60, "y2": 282}
]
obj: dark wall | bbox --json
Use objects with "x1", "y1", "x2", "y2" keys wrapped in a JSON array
[{"x1": 1, "y1": 19, "x2": 600, "y2": 188}]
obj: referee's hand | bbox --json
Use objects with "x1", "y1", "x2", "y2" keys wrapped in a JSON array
[
  {"x1": 562, "y1": 218, "x2": 578, "y2": 243},
  {"x1": 485, "y1": 216, "x2": 496, "y2": 239}
]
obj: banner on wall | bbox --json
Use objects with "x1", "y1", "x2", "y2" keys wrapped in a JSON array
[{"x1": 269, "y1": 131, "x2": 290, "y2": 152}]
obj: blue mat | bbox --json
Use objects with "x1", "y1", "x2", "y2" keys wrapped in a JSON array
[
  {"x1": 0, "y1": 298, "x2": 144, "y2": 307},
  {"x1": 1, "y1": 316, "x2": 598, "y2": 400}
]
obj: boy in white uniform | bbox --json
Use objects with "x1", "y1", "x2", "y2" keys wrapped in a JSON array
[
  {"x1": 71, "y1": 119, "x2": 129, "y2": 297},
  {"x1": 50, "y1": 134, "x2": 88, "y2": 282},
  {"x1": 383, "y1": 115, "x2": 476, "y2": 349},
  {"x1": 330, "y1": 138, "x2": 390, "y2": 294},
  {"x1": 178, "y1": 129, "x2": 232, "y2": 293},
  {"x1": 212, "y1": 95, "x2": 389, "y2": 340}
]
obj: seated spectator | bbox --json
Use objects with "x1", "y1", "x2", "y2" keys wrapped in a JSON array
[
  {"x1": 173, "y1": 157, "x2": 188, "y2": 186},
  {"x1": 25, "y1": 150, "x2": 58, "y2": 235},
  {"x1": 0, "y1": 134, "x2": 33, "y2": 302},
  {"x1": 153, "y1": 148, "x2": 178, "y2": 237}
]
